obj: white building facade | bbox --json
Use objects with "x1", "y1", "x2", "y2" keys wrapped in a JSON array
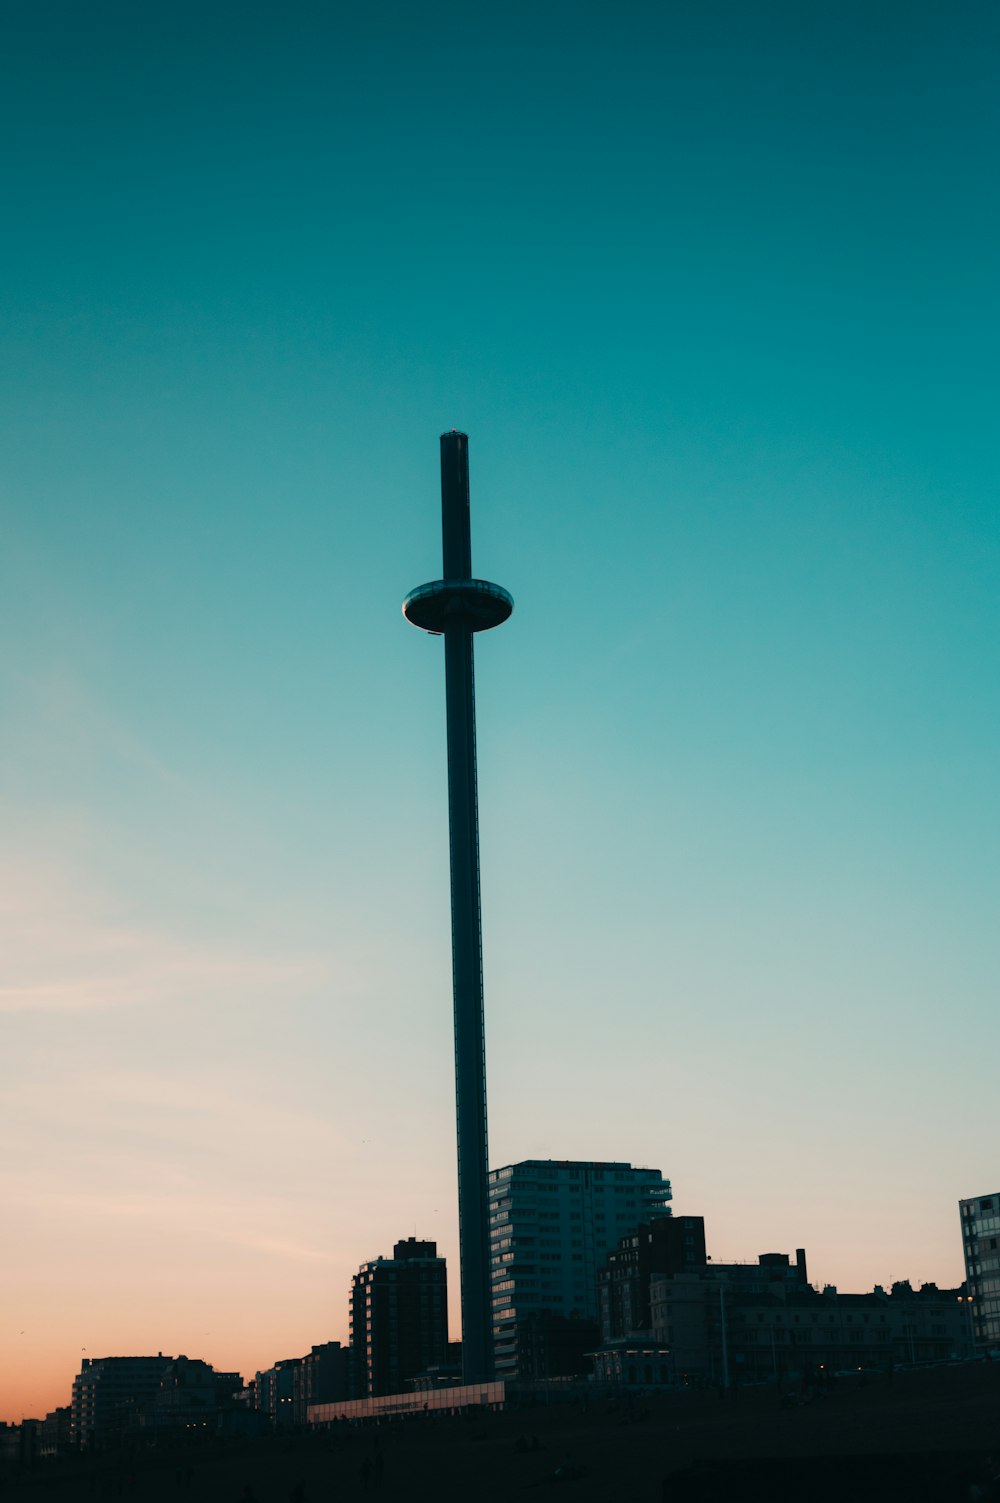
[{"x1": 488, "y1": 1159, "x2": 671, "y2": 1379}]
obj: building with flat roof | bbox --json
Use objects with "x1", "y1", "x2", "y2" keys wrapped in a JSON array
[
  {"x1": 488, "y1": 1159, "x2": 671, "y2": 1379},
  {"x1": 38, "y1": 1407, "x2": 71, "y2": 1459},
  {"x1": 71, "y1": 1356, "x2": 173, "y2": 1448},
  {"x1": 253, "y1": 1355, "x2": 302, "y2": 1430},
  {"x1": 641, "y1": 1269, "x2": 967, "y2": 1387},
  {"x1": 350, "y1": 1238, "x2": 448, "y2": 1397},
  {"x1": 960, "y1": 1192, "x2": 1000, "y2": 1351},
  {"x1": 309, "y1": 1379, "x2": 505, "y2": 1425},
  {"x1": 599, "y1": 1214, "x2": 707, "y2": 1342},
  {"x1": 151, "y1": 1357, "x2": 243, "y2": 1434},
  {"x1": 296, "y1": 1342, "x2": 349, "y2": 1425}
]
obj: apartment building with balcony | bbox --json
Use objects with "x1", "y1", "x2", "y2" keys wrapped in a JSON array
[{"x1": 488, "y1": 1159, "x2": 671, "y2": 1379}]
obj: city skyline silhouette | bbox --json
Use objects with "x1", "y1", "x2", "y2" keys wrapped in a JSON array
[{"x1": 3, "y1": 1, "x2": 998, "y2": 1423}]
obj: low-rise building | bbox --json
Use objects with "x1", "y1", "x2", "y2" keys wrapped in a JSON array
[
  {"x1": 151, "y1": 1356, "x2": 243, "y2": 1434},
  {"x1": 590, "y1": 1339, "x2": 673, "y2": 1388},
  {"x1": 0, "y1": 1419, "x2": 39, "y2": 1467},
  {"x1": 38, "y1": 1406, "x2": 71, "y2": 1459},
  {"x1": 508, "y1": 1310, "x2": 601, "y2": 1380},
  {"x1": 649, "y1": 1273, "x2": 968, "y2": 1385}
]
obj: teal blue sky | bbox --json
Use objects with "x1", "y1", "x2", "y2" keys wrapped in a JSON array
[{"x1": 2, "y1": 0, "x2": 997, "y2": 1418}]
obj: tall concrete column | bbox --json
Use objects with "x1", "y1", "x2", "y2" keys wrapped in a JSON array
[{"x1": 403, "y1": 432, "x2": 512, "y2": 1384}]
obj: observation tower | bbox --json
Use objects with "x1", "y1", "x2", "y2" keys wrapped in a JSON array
[{"x1": 403, "y1": 432, "x2": 512, "y2": 1385}]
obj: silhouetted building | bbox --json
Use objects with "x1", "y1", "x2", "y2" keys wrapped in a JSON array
[
  {"x1": 254, "y1": 1356, "x2": 302, "y2": 1429},
  {"x1": 489, "y1": 1159, "x2": 671, "y2": 1379},
  {"x1": 589, "y1": 1339, "x2": 674, "y2": 1388},
  {"x1": 71, "y1": 1355, "x2": 173, "y2": 1448},
  {"x1": 151, "y1": 1356, "x2": 243, "y2": 1433},
  {"x1": 38, "y1": 1406, "x2": 71, "y2": 1459},
  {"x1": 960, "y1": 1192, "x2": 1000, "y2": 1351},
  {"x1": 252, "y1": 1342, "x2": 350, "y2": 1430},
  {"x1": 641, "y1": 1269, "x2": 967, "y2": 1385},
  {"x1": 295, "y1": 1342, "x2": 349, "y2": 1424},
  {"x1": 350, "y1": 1238, "x2": 448, "y2": 1397},
  {"x1": 710, "y1": 1249, "x2": 810, "y2": 1290},
  {"x1": 512, "y1": 1310, "x2": 601, "y2": 1380},
  {"x1": 599, "y1": 1215, "x2": 707, "y2": 1342},
  {"x1": 405, "y1": 1339, "x2": 465, "y2": 1392},
  {"x1": 1, "y1": 1419, "x2": 40, "y2": 1467}
]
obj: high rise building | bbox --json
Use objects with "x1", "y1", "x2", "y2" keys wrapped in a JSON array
[
  {"x1": 71, "y1": 1355, "x2": 173, "y2": 1448},
  {"x1": 488, "y1": 1159, "x2": 672, "y2": 1378},
  {"x1": 960, "y1": 1192, "x2": 1000, "y2": 1351},
  {"x1": 349, "y1": 1238, "x2": 449, "y2": 1397}
]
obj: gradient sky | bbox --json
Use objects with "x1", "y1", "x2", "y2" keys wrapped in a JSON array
[{"x1": 2, "y1": 0, "x2": 998, "y2": 1422}]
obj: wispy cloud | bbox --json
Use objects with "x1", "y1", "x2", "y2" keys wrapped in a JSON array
[
  {"x1": 233, "y1": 1235, "x2": 334, "y2": 1265},
  {"x1": 0, "y1": 848, "x2": 330, "y2": 1014},
  {"x1": 3, "y1": 1174, "x2": 336, "y2": 1266},
  {"x1": 3, "y1": 662, "x2": 188, "y2": 790}
]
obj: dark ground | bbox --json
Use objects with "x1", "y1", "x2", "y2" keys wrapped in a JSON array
[{"x1": 5, "y1": 1363, "x2": 1000, "y2": 1502}]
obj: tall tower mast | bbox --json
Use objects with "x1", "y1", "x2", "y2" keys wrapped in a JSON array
[{"x1": 403, "y1": 432, "x2": 512, "y2": 1384}]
